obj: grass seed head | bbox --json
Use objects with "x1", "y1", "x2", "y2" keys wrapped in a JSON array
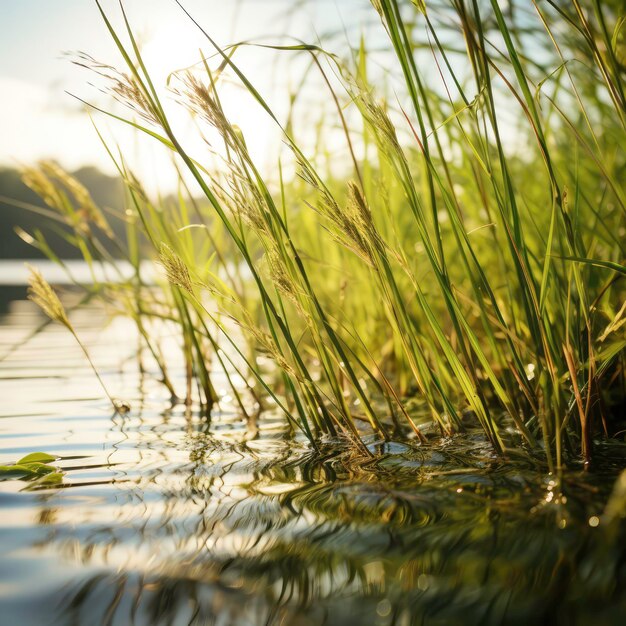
[
  {"x1": 21, "y1": 166, "x2": 65, "y2": 212},
  {"x1": 27, "y1": 266, "x2": 71, "y2": 329},
  {"x1": 357, "y1": 94, "x2": 400, "y2": 152},
  {"x1": 236, "y1": 310, "x2": 297, "y2": 378},
  {"x1": 181, "y1": 73, "x2": 232, "y2": 138},
  {"x1": 227, "y1": 174, "x2": 269, "y2": 233},
  {"x1": 72, "y1": 52, "x2": 160, "y2": 127},
  {"x1": 159, "y1": 244, "x2": 194, "y2": 295},
  {"x1": 314, "y1": 184, "x2": 378, "y2": 266},
  {"x1": 22, "y1": 162, "x2": 112, "y2": 237},
  {"x1": 265, "y1": 247, "x2": 301, "y2": 306},
  {"x1": 346, "y1": 182, "x2": 381, "y2": 253}
]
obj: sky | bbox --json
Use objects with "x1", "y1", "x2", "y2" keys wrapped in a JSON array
[{"x1": 0, "y1": 0, "x2": 371, "y2": 192}]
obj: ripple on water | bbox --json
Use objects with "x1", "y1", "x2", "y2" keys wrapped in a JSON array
[{"x1": 0, "y1": 300, "x2": 625, "y2": 625}]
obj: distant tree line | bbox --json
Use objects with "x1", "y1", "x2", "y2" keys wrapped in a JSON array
[{"x1": 0, "y1": 165, "x2": 126, "y2": 259}]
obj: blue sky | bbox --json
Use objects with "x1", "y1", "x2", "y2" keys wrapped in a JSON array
[{"x1": 0, "y1": 1, "x2": 108, "y2": 81}]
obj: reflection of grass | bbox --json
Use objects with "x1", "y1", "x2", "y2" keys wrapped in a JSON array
[
  {"x1": 49, "y1": 430, "x2": 626, "y2": 625},
  {"x1": 22, "y1": 1, "x2": 625, "y2": 470}
]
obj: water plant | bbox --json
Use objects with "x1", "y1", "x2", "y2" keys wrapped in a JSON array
[
  {"x1": 0, "y1": 452, "x2": 64, "y2": 489},
  {"x1": 27, "y1": 266, "x2": 130, "y2": 413},
  {"x1": 21, "y1": 0, "x2": 625, "y2": 471}
]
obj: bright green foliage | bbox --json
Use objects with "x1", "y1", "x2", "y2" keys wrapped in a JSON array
[
  {"x1": 21, "y1": 0, "x2": 625, "y2": 470},
  {"x1": 0, "y1": 453, "x2": 64, "y2": 489}
]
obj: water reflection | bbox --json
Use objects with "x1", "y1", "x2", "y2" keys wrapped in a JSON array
[
  {"x1": 47, "y1": 427, "x2": 626, "y2": 625},
  {"x1": 0, "y1": 298, "x2": 625, "y2": 625}
]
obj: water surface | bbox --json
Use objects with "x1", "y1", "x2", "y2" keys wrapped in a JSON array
[{"x1": 0, "y1": 294, "x2": 625, "y2": 625}]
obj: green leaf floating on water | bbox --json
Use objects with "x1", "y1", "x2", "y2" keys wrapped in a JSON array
[
  {"x1": 17, "y1": 452, "x2": 57, "y2": 464},
  {"x1": 22, "y1": 471, "x2": 64, "y2": 491},
  {"x1": 0, "y1": 452, "x2": 63, "y2": 488},
  {"x1": 0, "y1": 464, "x2": 36, "y2": 478}
]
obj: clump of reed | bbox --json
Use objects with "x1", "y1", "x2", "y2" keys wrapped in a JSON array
[{"x1": 23, "y1": 0, "x2": 625, "y2": 470}]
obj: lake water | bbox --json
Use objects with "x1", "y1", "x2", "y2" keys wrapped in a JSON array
[
  {"x1": 0, "y1": 259, "x2": 156, "y2": 286},
  {"x1": 0, "y1": 280, "x2": 625, "y2": 625}
]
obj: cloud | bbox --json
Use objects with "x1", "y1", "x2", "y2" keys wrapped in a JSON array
[
  {"x1": 0, "y1": 76, "x2": 114, "y2": 172},
  {"x1": 0, "y1": 76, "x2": 185, "y2": 193}
]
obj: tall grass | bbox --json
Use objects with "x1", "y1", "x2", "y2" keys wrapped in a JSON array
[{"x1": 23, "y1": 0, "x2": 624, "y2": 470}]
